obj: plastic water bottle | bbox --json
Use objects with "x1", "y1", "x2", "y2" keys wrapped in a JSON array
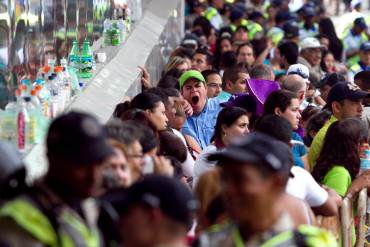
[
  {"x1": 35, "y1": 79, "x2": 51, "y2": 118},
  {"x1": 79, "y1": 40, "x2": 93, "y2": 78},
  {"x1": 0, "y1": 96, "x2": 17, "y2": 145},
  {"x1": 17, "y1": 97, "x2": 29, "y2": 152},
  {"x1": 68, "y1": 67, "x2": 81, "y2": 96},
  {"x1": 48, "y1": 59, "x2": 56, "y2": 74},
  {"x1": 24, "y1": 96, "x2": 38, "y2": 148},
  {"x1": 360, "y1": 149, "x2": 370, "y2": 174},
  {"x1": 60, "y1": 58, "x2": 72, "y2": 104},
  {"x1": 68, "y1": 40, "x2": 80, "y2": 71},
  {"x1": 111, "y1": 23, "x2": 121, "y2": 46},
  {"x1": 117, "y1": 18, "x2": 127, "y2": 42},
  {"x1": 47, "y1": 75, "x2": 60, "y2": 118},
  {"x1": 103, "y1": 19, "x2": 112, "y2": 47}
]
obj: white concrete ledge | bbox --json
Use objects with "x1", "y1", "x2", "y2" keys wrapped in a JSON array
[{"x1": 24, "y1": 0, "x2": 183, "y2": 182}]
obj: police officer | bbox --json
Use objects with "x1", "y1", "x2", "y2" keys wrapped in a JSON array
[
  {"x1": 193, "y1": 133, "x2": 337, "y2": 247},
  {"x1": 204, "y1": 0, "x2": 224, "y2": 30},
  {"x1": 343, "y1": 17, "x2": 370, "y2": 67},
  {"x1": 299, "y1": 6, "x2": 319, "y2": 40},
  {"x1": 349, "y1": 42, "x2": 370, "y2": 82},
  {"x1": 0, "y1": 111, "x2": 114, "y2": 246}
]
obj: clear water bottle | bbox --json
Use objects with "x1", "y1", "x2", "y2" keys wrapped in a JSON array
[
  {"x1": 117, "y1": 18, "x2": 126, "y2": 42},
  {"x1": 60, "y1": 58, "x2": 72, "y2": 104},
  {"x1": 47, "y1": 75, "x2": 60, "y2": 119},
  {"x1": 17, "y1": 97, "x2": 29, "y2": 152},
  {"x1": 35, "y1": 79, "x2": 51, "y2": 118},
  {"x1": 24, "y1": 96, "x2": 38, "y2": 148},
  {"x1": 103, "y1": 19, "x2": 112, "y2": 47},
  {"x1": 0, "y1": 96, "x2": 18, "y2": 145},
  {"x1": 360, "y1": 149, "x2": 370, "y2": 174}
]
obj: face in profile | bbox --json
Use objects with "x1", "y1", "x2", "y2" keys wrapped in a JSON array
[{"x1": 147, "y1": 102, "x2": 168, "y2": 131}]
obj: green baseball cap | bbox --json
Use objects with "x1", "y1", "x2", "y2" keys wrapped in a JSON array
[{"x1": 179, "y1": 70, "x2": 206, "y2": 89}]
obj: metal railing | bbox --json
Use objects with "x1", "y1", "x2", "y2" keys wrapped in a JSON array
[{"x1": 341, "y1": 188, "x2": 368, "y2": 247}]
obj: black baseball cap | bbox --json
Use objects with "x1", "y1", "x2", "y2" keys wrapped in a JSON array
[
  {"x1": 106, "y1": 175, "x2": 197, "y2": 226},
  {"x1": 353, "y1": 17, "x2": 367, "y2": 29},
  {"x1": 283, "y1": 22, "x2": 299, "y2": 39},
  {"x1": 249, "y1": 11, "x2": 263, "y2": 21},
  {"x1": 47, "y1": 111, "x2": 114, "y2": 165},
  {"x1": 326, "y1": 82, "x2": 370, "y2": 106},
  {"x1": 360, "y1": 42, "x2": 370, "y2": 52},
  {"x1": 303, "y1": 6, "x2": 316, "y2": 17},
  {"x1": 208, "y1": 132, "x2": 292, "y2": 175},
  {"x1": 275, "y1": 11, "x2": 291, "y2": 23},
  {"x1": 354, "y1": 17, "x2": 368, "y2": 29},
  {"x1": 318, "y1": 73, "x2": 345, "y2": 88}
]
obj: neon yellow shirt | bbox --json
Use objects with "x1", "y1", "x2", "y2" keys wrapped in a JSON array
[
  {"x1": 308, "y1": 115, "x2": 338, "y2": 169},
  {"x1": 322, "y1": 166, "x2": 352, "y2": 197}
]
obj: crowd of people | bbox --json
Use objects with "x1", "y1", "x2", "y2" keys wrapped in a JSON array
[{"x1": 0, "y1": 0, "x2": 370, "y2": 246}]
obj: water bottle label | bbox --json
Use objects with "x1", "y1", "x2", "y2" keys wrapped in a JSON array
[
  {"x1": 361, "y1": 158, "x2": 370, "y2": 170},
  {"x1": 17, "y1": 112, "x2": 25, "y2": 150}
]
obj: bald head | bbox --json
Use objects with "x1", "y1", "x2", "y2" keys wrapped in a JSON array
[
  {"x1": 282, "y1": 74, "x2": 307, "y2": 103},
  {"x1": 283, "y1": 74, "x2": 307, "y2": 93}
]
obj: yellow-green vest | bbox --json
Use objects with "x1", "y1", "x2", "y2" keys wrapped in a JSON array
[
  {"x1": 343, "y1": 29, "x2": 369, "y2": 67},
  {"x1": 231, "y1": 19, "x2": 263, "y2": 40},
  {"x1": 0, "y1": 197, "x2": 101, "y2": 247}
]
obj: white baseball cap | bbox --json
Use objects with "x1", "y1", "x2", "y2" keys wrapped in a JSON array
[
  {"x1": 300, "y1": 37, "x2": 325, "y2": 50},
  {"x1": 351, "y1": 0, "x2": 362, "y2": 8},
  {"x1": 286, "y1": 64, "x2": 310, "y2": 83}
]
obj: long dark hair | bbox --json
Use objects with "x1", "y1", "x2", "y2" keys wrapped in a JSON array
[
  {"x1": 319, "y1": 18, "x2": 343, "y2": 61},
  {"x1": 312, "y1": 118, "x2": 366, "y2": 182},
  {"x1": 113, "y1": 92, "x2": 163, "y2": 134},
  {"x1": 212, "y1": 107, "x2": 248, "y2": 148},
  {"x1": 130, "y1": 92, "x2": 163, "y2": 112},
  {"x1": 214, "y1": 36, "x2": 233, "y2": 69},
  {"x1": 320, "y1": 49, "x2": 334, "y2": 73}
]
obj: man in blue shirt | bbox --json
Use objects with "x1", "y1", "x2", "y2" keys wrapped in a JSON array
[{"x1": 180, "y1": 70, "x2": 223, "y2": 150}]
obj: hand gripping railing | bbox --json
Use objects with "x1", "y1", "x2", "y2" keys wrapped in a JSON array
[{"x1": 340, "y1": 188, "x2": 368, "y2": 247}]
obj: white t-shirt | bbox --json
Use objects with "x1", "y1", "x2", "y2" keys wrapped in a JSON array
[
  {"x1": 286, "y1": 166, "x2": 328, "y2": 207},
  {"x1": 193, "y1": 144, "x2": 218, "y2": 188},
  {"x1": 171, "y1": 128, "x2": 195, "y2": 177}
]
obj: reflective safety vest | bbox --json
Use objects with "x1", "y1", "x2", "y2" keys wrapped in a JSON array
[
  {"x1": 231, "y1": 19, "x2": 263, "y2": 40},
  {"x1": 260, "y1": 225, "x2": 338, "y2": 247},
  {"x1": 267, "y1": 27, "x2": 284, "y2": 46},
  {"x1": 203, "y1": 7, "x2": 222, "y2": 30},
  {"x1": 342, "y1": 29, "x2": 368, "y2": 67},
  {"x1": 198, "y1": 223, "x2": 337, "y2": 247},
  {"x1": 350, "y1": 63, "x2": 362, "y2": 75},
  {"x1": 0, "y1": 197, "x2": 101, "y2": 247}
]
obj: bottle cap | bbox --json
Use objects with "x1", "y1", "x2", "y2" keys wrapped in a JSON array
[
  {"x1": 54, "y1": 66, "x2": 63, "y2": 73},
  {"x1": 30, "y1": 89, "x2": 37, "y2": 96}
]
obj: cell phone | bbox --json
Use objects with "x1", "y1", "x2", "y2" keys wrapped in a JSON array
[
  {"x1": 142, "y1": 156, "x2": 154, "y2": 174},
  {"x1": 102, "y1": 169, "x2": 120, "y2": 189}
]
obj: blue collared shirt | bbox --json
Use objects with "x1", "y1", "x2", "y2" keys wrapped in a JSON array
[
  {"x1": 216, "y1": 90, "x2": 232, "y2": 102},
  {"x1": 182, "y1": 98, "x2": 223, "y2": 150}
]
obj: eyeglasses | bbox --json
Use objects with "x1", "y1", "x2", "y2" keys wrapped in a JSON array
[{"x1": 207, "y1": 82, "x2": 222, "y2": 88}]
